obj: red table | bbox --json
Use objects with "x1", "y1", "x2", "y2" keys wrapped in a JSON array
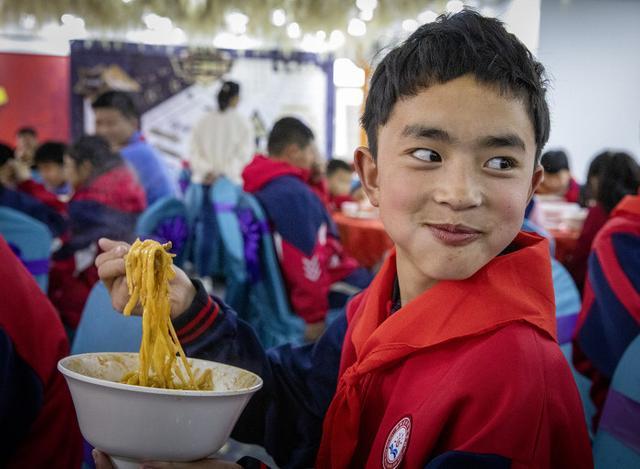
[{"x1": 333, "y1": 212, "x2": 394, "y2": 269}]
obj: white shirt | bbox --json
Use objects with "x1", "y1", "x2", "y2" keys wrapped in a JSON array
[{"x1": 188, "y1": 108, "x2": 255, "y2": 185}]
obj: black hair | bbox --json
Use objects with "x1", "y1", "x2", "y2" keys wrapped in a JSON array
[
  {"x1": 92, "y1": 91, "x2": 139, "y2": 120},
  {"x1": 540, "y1": 150, "x2": 570, "y2": 174},
  {"x1": 327, "y1": 159, "x2": 352, "y2": 176},
  {"x1": 586, "y1": 151, "x2": 611, "y2": 182},
  {"x1": 579, "y1": 150, "x2": 612, "y2": 205},
  {"x1": 34, "y1": 141, "x2": 67, "y2": 166},
  {"x1": 67, "y1": 135, "x2": 123, "y2": 181},
  {"x1": 361, "y1": 9, "x2": 550, "y2": 162},
  {"x1": 597, "y1": 152, "x2": 640, "y2": 213},
  {"x1": 0, "y1": 143, "x2": 14, "y2": 166},
  {"x1": 16, "y1": 127, "x2": 37, "y2": 137},
  {"x1": 267, "y1": 117, "x2": 314, "y2": 156},
  {"x1": 218, "y1": 81, "x2": 240, "y2": 112}
]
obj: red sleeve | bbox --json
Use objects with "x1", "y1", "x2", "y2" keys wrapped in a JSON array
[
  {"x1": 17, "y1": 180, "x2": 68, "y2": 214},
  {"x1": 0, "y1": 236, "x2": 82, "y2": 468}
]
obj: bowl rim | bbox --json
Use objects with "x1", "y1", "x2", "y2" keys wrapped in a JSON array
[{"x1": 58, "y1": 352, "x2": 263, "y2": 397}]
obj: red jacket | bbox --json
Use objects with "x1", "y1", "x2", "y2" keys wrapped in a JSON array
[
  {"x1": 318, "y1": 233, "x2": 592, "y2": 468},
  {"x1": 0, "y1": 235, "x2": 82, "y2": 468},
  {"x1": 243, "y1": 155, "x2": 357, "y2": 323}
]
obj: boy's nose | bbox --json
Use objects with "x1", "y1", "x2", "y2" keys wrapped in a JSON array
[{"x1": 432, "y1": 164, "x2": 483, "y2": 210}]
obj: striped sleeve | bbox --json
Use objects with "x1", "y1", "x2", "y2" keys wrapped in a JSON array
[{"x1": 172, "y1": 280, "x2": 220, "y2": 346}]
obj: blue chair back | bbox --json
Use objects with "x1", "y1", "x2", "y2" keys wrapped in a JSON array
[
  {"x1": 211, "y1": 179, "x2": 304, "y2": 347},
  {"x1": 594, "y1": 334, "x2": 640, "y2": 468},
  {"x1": 184, "y1": 183, "x2": 224, "y2": 277},
  {"x1": 0, "y1": 207, "x2": 52, "y2": 292},
  {"x1": 71, "y1": 281, "x2": 142, "y2": 354},
  {"x1": 552, "y1": 257, "x2": 597, "y2": 437},
  {"x1": 210, "y1": 177, "x2": 246, "y2": 306},
  {"x1": 135, "y1": 196, "x2": 190, "y2": 267}
]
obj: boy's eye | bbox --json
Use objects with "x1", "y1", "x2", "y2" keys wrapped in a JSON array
[
  {"x1": 411, "y1": 149, "x2": 442, "y2": 162},
  {"x1": 485, "y1": 156, "x2": 517, "y2": 170}
]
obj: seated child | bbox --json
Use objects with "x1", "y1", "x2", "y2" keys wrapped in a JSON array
[
  {"x1": 566, "y1": 151, "x2": 640, "y2": 290},
  {"x1": 326, "y1": 158, "x2": 355, "y2": 211},
  {"x1": 95, "y1": 10, "x2": 592, "y2": 469},
  {"x1": 33, "y1": 141, "x2": 71, "y2": 196},
  {"x1": 0, "y1": 143, "x2": 66, "y2": 237},
  {"x1": 537, "y1": 149, "x2": 580, "y2": 202},
  {"x1": 49, "y1": 136, "x2": 146, "y2": 330},
  {"x1": 242, "y1": 118, "x2": 370, "y2": 341},
  {"x1": 573, "y1": 191, "x2": 640, "y2": 431}
]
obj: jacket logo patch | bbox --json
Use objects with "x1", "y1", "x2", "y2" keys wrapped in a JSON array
[
  {"x1": 382, "y1": 416, "x2": 411, "y2": 469},
  {"x1": 303, "y1": 255, "x2": 321, "y2": 282}
]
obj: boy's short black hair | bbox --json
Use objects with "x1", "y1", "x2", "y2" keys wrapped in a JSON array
[
  {"x1": 92, "y1": 91, "x2": 139, "y2": 120},
  {"x1": 267, "y1": 117, "x2": 314, "y2": 156},
  {"x1": 361, "y1": 9, "x2": 550, "y2": 163},
  {"x1": 67, "y1": 135, "x2": 123, "y2": 177},
  {"x1": 541, "y1": 150, "x2": 570, "y2": 174},
  {"x1": 16, "y1": 127, "x2": 37, "y2": 137},
  {"x1": 327, "y1": 159, "x2": 352, "y2": 177},
  {"x1": 34, "y1": 142, "x2": 67, "y2": 166},
  {"x1": 0, "y1": 143, "x2": 14, "y2": 166}
]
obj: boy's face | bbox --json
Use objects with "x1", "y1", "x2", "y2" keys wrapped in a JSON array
[
  {"x1": 537, "y1": 169, "x2": 570, "y2": 196},
  {"x1": 328, "y1": 169, "x2": 353, "y2": 196},
  {"x1": 281, "y1": 141, "x2": 318, "y2": 171},
  {"x1": 94, "y1": 108, "x2": 137, "y2": 150},
  {"x1": 64, "y1": 155, "x2": 91, "y2": 189},
  {"x1": 16, "y1": 134, "x2": 38, "y2": 163},
  {"x1": 0, "y1": 161, "x2": 14, "y2": 186},
  {"x1": 355, "y1": 75, "x2": 543, "y2": 300},
  {"x1": 38, "y1": 161, "x2": 67, "y2": 189}
]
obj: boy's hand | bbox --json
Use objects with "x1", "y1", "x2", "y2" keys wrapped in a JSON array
[
  {"x1": 92, "y1": 450, "x2": 241, "y2": 469},
  {"x1": 95, "y1": 238, "x2": 196, "y2": 320}
]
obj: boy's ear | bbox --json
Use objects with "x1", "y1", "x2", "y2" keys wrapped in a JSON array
[
  {"x1": 528, "y1": 164, "x2": 544, "y2": 201},
  {"x1": 353, "y1": 146, "x2": 380, "y2": 207}
]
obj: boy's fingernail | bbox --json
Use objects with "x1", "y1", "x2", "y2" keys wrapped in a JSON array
[{"x1": 92, "y1": 449, "x2": 99, "y2": 462}]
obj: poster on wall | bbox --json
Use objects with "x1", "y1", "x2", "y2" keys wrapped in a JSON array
[
  {"x1": 0, "y1": 53, "x2": 70, "y2": 145},
  {"x1": 70, "y1": 41, "x2": 334, "y2": 177}
]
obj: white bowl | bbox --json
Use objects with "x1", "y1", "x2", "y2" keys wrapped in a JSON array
[{"x1": 58, "y1": 352, "x2": 263, "y2": 468}]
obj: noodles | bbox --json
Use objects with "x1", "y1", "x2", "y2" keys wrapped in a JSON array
[{"x1": 120, "y1": 239, "x2": 213, "y2": 390}]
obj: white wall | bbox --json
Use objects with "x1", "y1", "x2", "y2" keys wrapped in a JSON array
[{"x1": 537, "y1": 0, "x2": 640, "y2": 182}]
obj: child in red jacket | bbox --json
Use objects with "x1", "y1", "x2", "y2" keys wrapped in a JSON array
[{"x1": 95, "y1": 10, "x2": 592, "y2": 469}]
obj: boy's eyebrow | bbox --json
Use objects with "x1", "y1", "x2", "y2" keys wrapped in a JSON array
[
  {"x1": 478, "y1": 134, "x2": 526, "y2": 151},
  {"x1": 401, "y1": 125, "x2": 527, "y2": 152},
  {"x1": 401, "y1": 125, "x2": 457, "y2": 143}
]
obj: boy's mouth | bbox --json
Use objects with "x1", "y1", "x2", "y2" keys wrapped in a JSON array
[{"x1": 425, "y1": 223, "x2": 482, "y2": 246}]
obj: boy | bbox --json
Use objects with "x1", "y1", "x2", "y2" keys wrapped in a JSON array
[
  {"x1": 33, "y1": 141, "x2": 71, "y2": 196},
  {"x1": 95, "y1": 10, "x2": 592, "y2": 468},
  {"x1": 14, "y1": 126, "x2": 38, "y2": 167},
  {"x1": 0, "y1": 143, "x2": 67, "y2": 237},
  {"x1": 573, "y1": 192, "x2": 640, "y2": 431},
  {"x1": 242, "y1": 118, "x2": 368, "y2": 340},
  {"x1": 326, "y1": 158, "x2": 355, "y2": 211},
  {"x1": 92, "y1": 91, "x2": 175, "y2": 204},
  {"x1": 537, "y1": 149, "x2": 580, "y2": 203}
]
